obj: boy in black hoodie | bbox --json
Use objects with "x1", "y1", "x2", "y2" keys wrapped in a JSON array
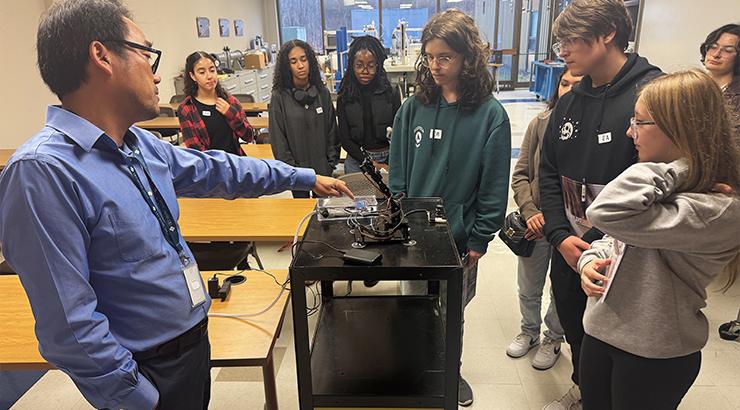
[{"x1": 538, "y1": 1, "x2": 661, "y2": 408}]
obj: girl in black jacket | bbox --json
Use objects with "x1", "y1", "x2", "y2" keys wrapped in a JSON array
[{"x1": 337, "y1": 36, "x2": 401, "y2": 174}]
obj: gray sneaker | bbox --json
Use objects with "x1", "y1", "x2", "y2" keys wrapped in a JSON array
[
  {"x1": 506, "y1": 332, "x2": 540, "y2": 358},
  {"x1": 543, "y1": 385, "x2": 582, "y2": 410},
  {"x1": 532, "y1": 336, "x2": 562, "y2": 370}
]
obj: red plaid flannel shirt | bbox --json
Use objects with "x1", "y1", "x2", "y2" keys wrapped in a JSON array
[{"x1": 177, "y1": 95, "x2": 254, "y2": 154}]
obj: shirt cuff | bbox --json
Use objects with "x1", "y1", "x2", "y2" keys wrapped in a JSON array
[
  {"x1": 119, "y1": 372, "x2": 159, "y2": 410},
  {"x1": 467, "y1": 235, "x2": 491, "y2": 255},
  {"x1": 548, "y1": 229, "x2": 571, "y2": 248},
  {"x1": 293, "y1": 168, "x2": 317, "y2": 191}
]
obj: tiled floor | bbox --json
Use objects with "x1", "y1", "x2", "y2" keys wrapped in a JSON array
[{"x1": 7, "y1": 90, "x2": 740, "y2": 409}]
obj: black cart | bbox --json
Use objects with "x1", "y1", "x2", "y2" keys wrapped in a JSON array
[{"x1": 290, "y1": 198, "x2": 464, "y2": 409}]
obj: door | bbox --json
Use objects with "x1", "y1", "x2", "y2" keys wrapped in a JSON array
[{"x1": 493, "y1": 0, "x2": 553, "y2": 89}]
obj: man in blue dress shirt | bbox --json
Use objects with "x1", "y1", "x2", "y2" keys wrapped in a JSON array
[{"x1": 0, "y1": 1, "x2": 352, "y2": 409}]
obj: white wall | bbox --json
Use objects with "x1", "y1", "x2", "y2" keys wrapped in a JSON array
[
  {"x1": 0, "y1": 0, "x2": 57, "y2": 149},
  {"x1": 637, "y1": 0, "x2": 740, "y2": 73},
  {"x1": 127, "y1": 0, "x2": 266, "y2": 99},
  {"x1": 0, "y1": 0, "x2": 274, "y2": 149}
]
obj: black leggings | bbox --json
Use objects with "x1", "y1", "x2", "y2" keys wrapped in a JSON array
[{"x1": 580, "y1": 334, "x2": 701, "y2": 410}]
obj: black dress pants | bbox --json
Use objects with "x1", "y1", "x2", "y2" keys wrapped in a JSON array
[{"x1": 135, "y1": 327, "x2": 211, "y2": 410}]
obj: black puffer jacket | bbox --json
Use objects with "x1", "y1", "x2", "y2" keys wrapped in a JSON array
[{"x1": 337, "y1": 85, "x2": 401, "y2": 162}]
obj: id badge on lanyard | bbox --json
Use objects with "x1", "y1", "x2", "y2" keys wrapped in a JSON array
[{"x1": 180, "y1": 254, "x2": 206, "y2": 308}]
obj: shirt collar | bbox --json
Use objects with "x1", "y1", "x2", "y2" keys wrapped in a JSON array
[{"x1": 45, "y1": 105, "x2": 139, "y2": 152}]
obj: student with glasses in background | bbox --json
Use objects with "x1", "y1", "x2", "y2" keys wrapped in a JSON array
[
  {"x1": 700, "y1": 24, "x2": 740, "y2": 130},
  {"x1": 389, "y1": 9, "x2": 511, "y2": 407},
  {"x1": 0, "y1": 1, "x2": 352, "y2": 409},
  {"x1": 336, "y1": 35, "x2": 401, "y2": 175}
]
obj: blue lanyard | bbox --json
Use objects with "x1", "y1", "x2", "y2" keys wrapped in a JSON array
[{"x1": 120, "y1": 142, "x2": 188, "y2": 264}]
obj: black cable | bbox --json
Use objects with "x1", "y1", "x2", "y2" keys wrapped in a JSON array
[
  {"x1": 306, "y1": 281, "x2": 322, "y2": 317},
  {"x1": 215, "y1": 268, "x2": 289, "y2": 289},
  {"x1": 291, "y1": 239, "x2": 346, "y2": 260}
]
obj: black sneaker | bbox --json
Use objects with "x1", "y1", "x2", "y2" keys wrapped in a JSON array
[{"x1": 458, "y1": 375, "x2": 474, "y2": 407}]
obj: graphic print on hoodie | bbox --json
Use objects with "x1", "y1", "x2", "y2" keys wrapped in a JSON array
[{"x1": 539, "y1": 53, "x2": 662, "y2": 245}]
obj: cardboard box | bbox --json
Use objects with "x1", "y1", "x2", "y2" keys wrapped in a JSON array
[{"x1": 244, "y1": 53, "x2": 267, "y2": 69}]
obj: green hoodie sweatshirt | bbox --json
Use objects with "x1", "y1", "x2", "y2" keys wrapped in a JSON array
[{"x1": 389, "y1": 95, "x2": 511, "y2": 254}]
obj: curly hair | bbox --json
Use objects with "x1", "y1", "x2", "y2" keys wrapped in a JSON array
[
  {"x1": 414, "y1": 9, "x2": 493, "y2": 112},
  {"x1": 272, "y1": 40, "x2": 324, "y2": 91},
  {"x1": 183, "y1": 51, "x2": 229, "y2": 99},
  {"x1": 337, "y1": 35, "x2": 391, "y2": 102}
]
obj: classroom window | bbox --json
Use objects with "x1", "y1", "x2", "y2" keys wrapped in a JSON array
[
  {"x1": 380, "y1": 0, "x2": 437, "y2": 48},
  {"x1": 323, "y1": 0, "x2": 381, "y2": 47},
  {"x1": 278, "y1": 0, "x2": 324, "y2": 53}
]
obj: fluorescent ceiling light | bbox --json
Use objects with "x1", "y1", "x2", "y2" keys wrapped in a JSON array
[
  {"x1": 447, "y1": 0, "x2": 464, "y2": 3},
  {"x1": 400, "y1": 3, "x2": 412, "y2": 8}
]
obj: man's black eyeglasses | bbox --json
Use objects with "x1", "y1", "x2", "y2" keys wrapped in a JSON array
[{"x1": 103, "y1": 39, "x2": 162, "y2": 74}]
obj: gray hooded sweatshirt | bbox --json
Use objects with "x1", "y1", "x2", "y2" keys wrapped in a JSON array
[{"x1": 578, "y1": 160, "x2": 740, "y2": 359}]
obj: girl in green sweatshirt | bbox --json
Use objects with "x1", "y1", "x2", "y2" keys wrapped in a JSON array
[{"x1": 388, "y1": 9, "x2": 512, "y2": 407}]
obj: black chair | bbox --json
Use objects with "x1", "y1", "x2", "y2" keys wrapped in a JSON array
[
  {"x1": 170, "y1": 94, "x2": 187, "y2": 104},
  {"x1": 255, "y1": 130, "x2": 270, "y2": 144},
  {"x1": 187, "y1": 241, "x2": 263, "y2": 271},
  {"x1": 155, "y1": 106, "x2": 179, "y2": 144},
  {"x1": 233, "y1": 94, "x2": 256, "y2": 103}
]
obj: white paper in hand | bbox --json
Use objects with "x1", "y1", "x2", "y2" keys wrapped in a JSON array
[{"x1": 598, "y1": 239, "x2": 626, "y2": 303}]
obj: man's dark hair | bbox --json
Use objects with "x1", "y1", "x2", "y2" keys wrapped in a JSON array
[
  {"x1": 37, "y1": 0, "x2": 132, "y2": 99},
  {"x1": 272, "y1": 40, "x2": 324, "y2": 91},
  {"x1": 700, "y1": 23, "x2": 740, "y2": 77}
]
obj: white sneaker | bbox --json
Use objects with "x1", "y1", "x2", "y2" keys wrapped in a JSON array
[
  {"x1": 506, "y1": 333, "x2": 539, "y2": 358},
  {"x1": 532, "y1": 336, "x2": 562, "y2": 370},
  {"x1": 543, "y1": 385, "x2": 582, "y2": 410}
]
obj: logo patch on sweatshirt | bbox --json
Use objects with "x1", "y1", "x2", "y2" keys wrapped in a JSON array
[
  {"x1": 414, "y1": 126, "x2": 424, "y2": 148},
  {"x1": 559, "y1": 117, "x2": 580, "y2": 141}
]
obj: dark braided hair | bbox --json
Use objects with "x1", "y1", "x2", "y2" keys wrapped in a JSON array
[
  {"x1": 183, "y1": 51, "x2": 229, "y2": 99},
  {"x1": 272, "y1": 40, "x2": 324, "y2": 91},
  {"x1": 337, "y1": 35, "x2": 391, "y2": 102}
]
